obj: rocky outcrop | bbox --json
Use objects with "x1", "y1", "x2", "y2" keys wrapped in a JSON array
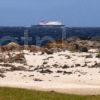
[
  {"x1": 10, "y1": 66, "x2": 27, "y2": 71},
  {"x1": 44, "y1": 39, "x2": 100, "y2": 52},
  {"x1": 9, "y1": 53, "x2": 26, "y2": 64},
  {"x1": 0, "y1": 42, "x2": 22, "y2": 52}
]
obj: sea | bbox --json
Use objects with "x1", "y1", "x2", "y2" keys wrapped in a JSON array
[{"x1": 0, "y1": 26, "x2": 100, "y2": 46}]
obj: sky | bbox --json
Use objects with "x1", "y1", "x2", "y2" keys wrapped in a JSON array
[{"x1": 0, "y1": 0, "x2": 100, "y2": 27}]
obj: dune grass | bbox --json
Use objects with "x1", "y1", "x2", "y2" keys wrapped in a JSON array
[{"x1": 0, "y1": 87, "x2": 100, "y2": 100}]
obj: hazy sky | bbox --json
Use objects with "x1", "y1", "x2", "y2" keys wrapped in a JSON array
[{"x1": 0, "y1": 0, "x2": 100, "y2": 26}]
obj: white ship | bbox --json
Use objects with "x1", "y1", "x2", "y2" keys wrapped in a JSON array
[{"x1": 38, "y1": 21, "x2": 63, "y2": 26}]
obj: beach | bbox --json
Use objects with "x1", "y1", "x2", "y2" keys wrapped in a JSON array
[{"x1": 0, "y1": 49, "x2": 100, "y2": 95}]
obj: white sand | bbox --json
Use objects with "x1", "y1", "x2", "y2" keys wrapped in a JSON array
[{"x1": 0, "y1": 49, "x2": 100, "y2": 95}]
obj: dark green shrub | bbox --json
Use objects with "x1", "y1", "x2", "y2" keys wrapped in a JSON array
[{"x1": 96, "y1": 53, "x2": 100, "y2": 58}]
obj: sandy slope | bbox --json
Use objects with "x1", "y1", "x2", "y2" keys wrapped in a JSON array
[{"x1": 0, "y1": 49, "x2": 100, "y2": 95}]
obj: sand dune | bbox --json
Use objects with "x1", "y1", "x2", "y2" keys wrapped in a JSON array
[{"x1": 0, "y1": 49, "x2": 100, "y2": 95}]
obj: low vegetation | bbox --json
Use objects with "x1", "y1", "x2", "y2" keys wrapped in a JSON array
[
  {"x1": 0, "y1": 87, "x2": 100, "y2": 100},
  {"x1": 96, "y1": 53, "x2": 100, "y2": 58}
]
